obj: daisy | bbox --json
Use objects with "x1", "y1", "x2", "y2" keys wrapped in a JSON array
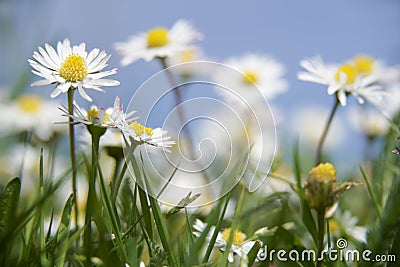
[
  {"x1": 214, "y1": 53, "x2": 288, "y2": 104},
  {"x1": 347, "y1": 106, "x2": 390, "y2": 138},
  {"x1": 328, "y1": 210, "x2": 367, "y2": 244},
  {"x1": 59, "y1": 96, "x2": 136, "y2": 128},
  {"x1": 350, "y1": 54, "x2": 400, "y2": 86},
  {"x1": 28, "y1": 38, "x2": 120, "y2": 102},
  {"x1": 298, "y1": 55, "x2": 385, "y2": 106},
  {"x1": 0, "y1": 94, "x2": 67, "y2": 140},
  {"x1": 193, "y1": 219, "x2": 257, "y2": 263},
  {"x1": 114, "y1": 19, "x2": 203, "y2": 66},
  {"x1": 167, "y1": 46, "x2": 211, "y2": 78},
  {"x1": 117, "y1": 120, "x2": 175, "y2": 151}
]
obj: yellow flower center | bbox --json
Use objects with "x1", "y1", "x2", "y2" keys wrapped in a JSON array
[
  {"x1": 17, "y1": 95, "x2": 42, "y2": 112},
  {"x1": 309, "y1": 162, "x2": 337, "y2": 182},
  {"x1": 130, "y1": 121, "x2": 154, "y2": 137},
  {"x1": 59, "y1": 54, "x2": 88, "y2": 82},
  {"x1": 353, "y1": 55, "x2": 374, "y2": 74},
  {"x1": 242, "y1": 71, "x2": 258, "y2": 85},
  {"x1": 221, "y1": 228, "x2": 245, "y2": 246},
  {"x1": 147, "y1": 27, "x2": 170, "y2": 48},
  {"x1": 335, "y1": 64, "x2": 357, "y2": 85},
  {"x1": 181, "y1": 48, "x2": 195, "y2": 62},
  {"x1": 328, "y1": 220, "x2": 339, "y2": 234},
  {"x1": 87, "y1": 108, "x2": 99, "y2": 121}
]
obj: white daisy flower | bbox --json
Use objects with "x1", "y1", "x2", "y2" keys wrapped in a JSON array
[
  {"x1": 117, "y1": 120, "x2": 175, "y2": 151},
  {"x1": 193, "y1": 219, "x2": 257, "y2": 263},
  {"x1": 350, "y1": 54, "x2": 400, "y2": 86},
  {"x1": 297, "y1": 55, "x2": 385, "y2": 106},
  {"x1": 59, "y1": 96, "x2": 136, "y2": 128},
  {"x1": 291, "y1": 105, "x2": 346, "y2": 149},
  {"x1": 167, "y1": 46, "x2": 211, "y2": 77},
  {"x1": 114, "y1": 19, "x2": 203, "y2": 66},
  {"x1": 329, "y1": 210, "x2": 367, "y2": 244},
  {"x1": 347, "y1": 106, "x2": 390, "y2": 137},
  {"x1": 214, "y1": 53, "x2": 288, "y2": 103},
  {"x1": 0, "y1": 94, "x2": 67, "y2": 140},
  {"x1": 28, "y1": 38, "x2": 120, "y2": 102}
]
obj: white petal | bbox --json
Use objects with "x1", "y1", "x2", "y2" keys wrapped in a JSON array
[
  {"x1": 337, "y1": 90, "x2": 347, "y2": 106},
  {"x1": 78, "y1": 86, "x2": 93, "y2": 102},
  {"x1": 50, "y1": 87, "x2": 62, "y2": 98}
]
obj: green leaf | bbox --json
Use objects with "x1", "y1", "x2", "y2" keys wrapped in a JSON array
[
  {"x1": 0, "y1": 177, "x2": 21, "y2": 237},
  {"x1": 54, "y1": 193, "x2": 75, "y2": 266},
  {"x1": 247, "y1": 240, "x2": 262, "y2": 265}
]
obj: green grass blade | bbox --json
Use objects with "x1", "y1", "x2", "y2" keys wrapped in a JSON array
[
  {"x1": 97, "y1": 159, "x2": 128, "y2": 263},
  {"x1": 247, "y1": 240, "x2": 262, "y2": 266},
  {"x1": 359, "y1": 164, "x2": 382, "y2": 219},
  {"x1": 54, "y1": 193, "x2": 75, "y2": 266},
  {"x1": 218, "y1": 186, "x2": 246, "y2": 267},
  {"x1": 293, "y1": 141, "x2": 317, "y2": 246}
]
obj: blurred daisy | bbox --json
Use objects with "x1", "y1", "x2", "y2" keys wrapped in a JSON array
[
  {"x1": 215, "y1": 53, "x2": 288, "y2": 103},
  {"x1": 117, "y1": 120, "x2": 175, "y2": 150},
  {"x1": 167, "y1": 46, "x2": 211, "y2": 78},
  {"x1": 347, "y1": 106, "x2": 390, "y2": 138},
  {"x1": 114, "y1": 19, "x2": 203, "y2": 66},
  {"x1": 193, "y1": 219, "x2": 257, "y2": 263},
  {"x1": 29, "y1": 38, "x2": 120, "y2": 102},
  {"x1": 297, "y1": 55, "x2": 384, "y2": 106},
  {"x1": 291, "y1": 105, "x2": 346, "y2": 149},
  {"x1": 0, "y1": 94, "x2": 67, "y2": 140},
  {"x1": 350, "y1": 54, "x2": 400, "y2": 85},
  {"x1": 329, "y1": 210, "x2": 367, "y2": 244}
]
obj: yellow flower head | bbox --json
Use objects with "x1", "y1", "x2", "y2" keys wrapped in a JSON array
[
  {"x1": 17, "y1": 95, "x2": 43, "y2": 113},
  {"x1": 147, "y1": 27, "x2": 170, "y2": 48},
  {"x1": 335, "y1": 64, "x2": 357, "y2": 85},
  {"x1": 130, "y1": 121, "x2": 154, "y2": 137},
  {"x1": 59, "y1": 54, "x2": 88, "y2": 82},
  {"x1": 221, "y1": 228, "x2": 246, "y2": 246},
  {"x1": 305, "y1": 162, "x2": 338, "y2": 211},
  {"x1": 353, "y1": 55, "x2": 374, "y2": 74},
  {"x1": 242, "y1": 71, "x2": 258, "y2": 85},
  {"x1": 308, "y1": 162, "x2": 336, "y2": 183}
]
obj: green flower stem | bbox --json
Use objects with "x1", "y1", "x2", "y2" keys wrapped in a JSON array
[
  {"x1": 111, "y1": 160, "x2": 127, "y2": 202},
  {"x1": 84, "y1": 126, "x2": 106, "y2": 266},
  {"x1": 67, "y1": 89, "x2": 79, "y2": 229},
  {"x1": 111, "y1": 141, "x2": 136, "y2": 201},
  {"x1": 316, "y1": 208, "x2": 326, "y2": 267},
  {"x1": 159, "y1": 57, "x2": 187, "y2": 137},
  {"x1": 315, "y1": 98, "x2": 340, "y2": 165},
  {"x1": 158, "y1": 57, "x2": 211, "y2": 184}
]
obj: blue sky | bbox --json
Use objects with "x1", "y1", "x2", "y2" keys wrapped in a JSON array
[{"x1": 1, "y1": 0, "x2": 399, "y2": 168}]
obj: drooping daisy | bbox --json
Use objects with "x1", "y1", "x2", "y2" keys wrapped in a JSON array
[
  {"x1": 29, "y1": 38, "x2": 120, "y2": 102},
  {"x1": 117, "y1": 120, "x2": 175, "y2": 151},
  {"x1": 214, "y1": 53, "x2": 288, "y2": 104},
  {"x1": 114, "y1": 19, "x2": 203, "y2": 66},
  {"x1": 59, "y1": 96, "x2": 136, "y2": 129},
  {"x1": 297, "y1": 55, "x2": 385, "y2": 106},
  {"x1": 0, "y1": 94, "x2": 67, "y2": 140},
  {"x1": 193, "y1": 219, "x2": 257, "y2": 263}
]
